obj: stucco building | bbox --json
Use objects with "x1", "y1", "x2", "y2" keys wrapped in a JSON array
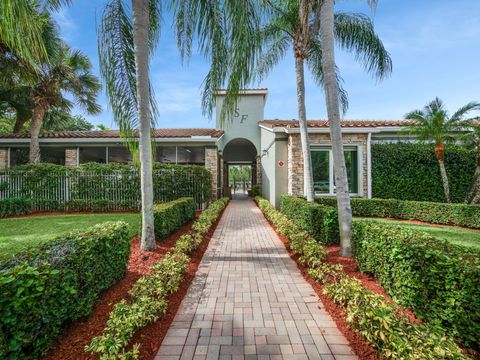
[{"x1": 0, "y1": 89, "x2": 407, "y2": 206}]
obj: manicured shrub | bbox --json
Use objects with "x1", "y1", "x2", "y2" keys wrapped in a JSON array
[
  {"x1": 0, "y1": 222, "x2": 131, "y2": 359},
  {"x1": 255, "y1": 196, "x2": 467, "y2": 358},
  {"x1": 351, "y1": 220, "x2": 480, "y2": 349},
  {"x1": 372, "y1": 143, "x2": 476, "y2": 203},
  {"x1": 0, "y1": 197, "x2": 32, "y2": 217},
  {"x1": 280, "y1": 195, "x2": 339, "y2": 244},
  {"x1": 316, "y1": 197, "x2": 480, "y2": 229},
  {"x1": 87, "y1": 198, "x2": 229, "y2": 359},
  {"x1": 153, "y1": 197, "x2": 196, "y2": 239}
]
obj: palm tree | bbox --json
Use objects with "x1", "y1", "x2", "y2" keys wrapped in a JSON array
[
  {"x1": 28, "y1": 44, "x2": 101, "y2": 163},
  {"x1": 97, "y1": 0, "x2": 161, "y2": 251},
  {"x1": 460, "y1": 119, "x2": 480, "y2": 204},
  {"x1": 405, "y1": 98, "x2": 480, "y2": 203}
]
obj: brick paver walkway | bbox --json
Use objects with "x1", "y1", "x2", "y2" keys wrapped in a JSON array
[{"x1": 156, "y1": 199, "x2": 357, "y2": 360}]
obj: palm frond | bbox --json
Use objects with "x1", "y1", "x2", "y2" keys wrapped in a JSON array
[
  {"x1": 450, "y1": 101, "x2": 480, "y2": 121},
  {"x1": 97, "y1": 0, "x2": 158, "y2": 155},
  {"x1": 255, "y1": 30, "x2": 289, "y2": 82},
  {"x1": 333, "y1": 12, "x2": 392, "y2": 80}
]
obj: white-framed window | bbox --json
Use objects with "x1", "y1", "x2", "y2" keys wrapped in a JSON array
[{"x1": 311, "y1": 146, "x2": 360, "y2": 196}]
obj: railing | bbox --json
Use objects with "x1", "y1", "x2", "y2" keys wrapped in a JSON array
[{"x1": 0, "y1": 168, "x2": 211, "y2": 211}]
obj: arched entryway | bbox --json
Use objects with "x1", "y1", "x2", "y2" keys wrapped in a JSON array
[{"x1": 222, "y1": 138, "x2": 259, "y2": 198}]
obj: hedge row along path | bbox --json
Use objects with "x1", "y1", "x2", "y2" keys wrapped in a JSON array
[{"x1": 156, "y1": 198, "x2": 357, "y2": 359}]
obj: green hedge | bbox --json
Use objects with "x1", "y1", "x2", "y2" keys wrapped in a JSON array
[
  {"x1": 255, "y1": 196, "x2": 466, "y2": 358},
  {"x1": 372, "y1": 143, "x2": 476, "y2": 203},
  {"x1": 153, "y1": 197, "x2": 196, "y2": 239},
  {"x1": 0, "y1": 221, "x2": 131, "y2": 359},
  {"x1": 0, "y1": 198, "x2": 32, "y2": 217},
  {"x1": 280, "y1": 195, "x2": 339, "y2": 244},
  {"x1": 87, "y1": 198, "x2": 229, "y2": 359},
  {"x1": 316, "y1": 197, "x2": 480, "y2": 229},
  {"x1": 352, "y1": 220, "x2": 480, "y2": 349},
  {"x1": 0, "y1": 162, "x2": 212, "y2": 213}
]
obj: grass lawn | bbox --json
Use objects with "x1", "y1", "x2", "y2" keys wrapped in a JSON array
[
  {"x1": 359, "y1": 217, "x2": 480, "y2": 250},
  {"x1": 0, "y1": 213, "x2": 141, "y2": 259}
]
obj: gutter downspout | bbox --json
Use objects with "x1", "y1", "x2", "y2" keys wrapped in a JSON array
[{"x1": 367, "y1": 132, "x2": 372, "y2": 199}]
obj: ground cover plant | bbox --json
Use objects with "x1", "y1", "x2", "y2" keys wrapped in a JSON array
[
  {"x1": 86, "y1": 198, "x2": 229, "y2": 359},
  {"x1": 256, "y1": 196, "x2": 468, "y2": 359},
  {"x1": 359, "y1": 217, "x2": 480, "y2": 249},
  {"x1": 316, "y1": 197, "x2": 480, "y2": 228},
  {"x1": 0, "y1": 222, "x2": 131, "y2": 359},
  {"x1": 0, "y1": 213, "x2": 141, "y2": 259}
]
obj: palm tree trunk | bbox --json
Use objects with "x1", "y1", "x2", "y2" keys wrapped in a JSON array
[
  {"x1": 14, "y1": 108, "x2": 31, "y2": 133},
  {"x1": 465, "y1": 156, "x2": 480, "y2": 204},
  {"x1": 435, "y1": 143, "x2": 451, "y2": 203},
  {"x1": 132, "y1": 0, "x2": 155, "y2": 251},
  {"x1": 294, "y1": 54, "x2": 315, "y2": 202},
  {"x1": 320, "y1": 0, "x2": 353, "y2": 257},
  {"x1": 29, "y1": 105, "x2": 46, "y2": 163}
]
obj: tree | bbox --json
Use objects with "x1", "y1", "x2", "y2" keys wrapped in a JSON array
[
  {"x1": 461, "y1": 120, "x2": 480, "y2": 204},
  {"x1": 405, "y1": 98, "x2": 480, "y2": 203},
  {"x1": 28, "y1": 44, "x2": 101, "y2": 163},
  {"x1": 97, "y1": 0, "x2": 161, "y2": 251},
  {"x1": 42, "y1": 109, "x2": 94, "y2": 131}
]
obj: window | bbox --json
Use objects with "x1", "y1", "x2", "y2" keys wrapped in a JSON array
[
  {"x1": 311, "y1": 147, "x2": 360, "y2": 195},
  {"x1": 9, "y1": 148, "x2": 28, "y2": 166},
  {"x1": 156, "y1": 147, "x2": 176, "y2": 163},
  {"x1": 79, "y1": 147, "x2": 107, "y2": 163},
  {"x1": 108, "y1": 146, "x2": 132, "y2": 163},
  {"x1": 41, "y1": 147, "x2": 65, "y2": 165},
  {"x1": 177, "y1": 146, "x2": 205, "y2": 164}
]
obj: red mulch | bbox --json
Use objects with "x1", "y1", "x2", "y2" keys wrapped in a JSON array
[{"x1": 43, "y1": 209, "x2": 223, "y2": 360}]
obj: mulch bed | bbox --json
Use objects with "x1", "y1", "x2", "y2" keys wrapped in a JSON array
[{"x1": 43, "y1": 209, "x2": 224, "y2": 360}]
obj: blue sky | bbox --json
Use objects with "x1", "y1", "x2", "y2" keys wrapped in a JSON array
[{"x1": 54, "y1": 0, "x2": 480, "y2": 129}]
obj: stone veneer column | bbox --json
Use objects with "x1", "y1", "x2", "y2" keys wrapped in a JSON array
[
  {"x1": 65, "y1": 148, "x2": 79, "y2": 167},
  {"x1": 0, "y1": 148, "x2": 8, "y2": 170},
  {"x1": 205, "y1": 147, "x2": 218, "y2": 200}
]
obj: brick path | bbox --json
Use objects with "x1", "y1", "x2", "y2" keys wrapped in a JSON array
[{"x1": 155, "y1": 199, "x2": 357, "y2": 360}]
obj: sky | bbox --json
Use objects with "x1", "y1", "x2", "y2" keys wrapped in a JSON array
[{"x1": 54, "y1": 0, "x2": 480, "y2": 129}]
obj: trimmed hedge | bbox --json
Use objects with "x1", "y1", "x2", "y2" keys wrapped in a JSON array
[
  {"x1": 87, "y1": 198, "x2": 229, "y2": 359},
  {"x1": 153, "y1": 197, "x2": 196, "y2": 239},
  {"x1": 372, "y1": 143, "x2": 476, "y2": 203},
  {"x1": 316, "y1": 197, "x2": 480, "y2": 229},
  {"x1": 0, "y1": 198, "x2": 32, "y2": 217},
  {"x1": 352, "y1": 220, "x2": 480, "y2": 349},
  {"x1": 256, "y1": 196, "x2": 467, "y2": 359},
  {"x1": 0, "y1": 222, "x2": 131, "y2": 359},
  {"x1": 280, "y1": 195, "x2": 339, "y2": 244}
]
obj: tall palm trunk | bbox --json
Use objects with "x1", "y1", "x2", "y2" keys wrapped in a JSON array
[
  {"x1": 294, "y1": 55, "x2": 314, "y2": 201},
  {"x1": 465, "y1": 155, "x2": 480, "y2": 204},
  {"x1": 29, "y1": 105, "x2": 46, "y2": 163},
  {"x1": 132, "y1": 0, "x2": 155, "y2": 251},
  {"x1": 320, "y1": 0, "x2": 353, "y2": 257},
  {"x1": 435, "y1": 143, "x2": 451, "y2": 203}
]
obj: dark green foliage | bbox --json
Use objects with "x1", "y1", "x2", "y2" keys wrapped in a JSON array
[
  {"x1": 0, "y1": 162, "x2": 212, "y2": 212},
  {"x1": 280, "y1": 195, "x2": 339, "y2": 244},
  {"x1": 0, "y1": 222, "x2": 131, "y2": 359},
  {"x1": 0, "y1": 198, "x2": 31, "y2": 217},
  {"x1": 153, "y1": 198, "x2": 196, "y2": 239},
  {"x1": 372, "y1": 143, "x2": 476, "y2": 203},
  {"x1": 316, "y1": 197, "x2": 480, "y2": 228},
  {"x1": 351, "y1": 220, "x2": 480, "y2": 349}
]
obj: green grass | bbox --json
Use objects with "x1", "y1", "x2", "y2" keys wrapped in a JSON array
[
  {"x1": 358, "y1": 217, "x2": 480, "y2": 250},
  {"x1": 0, "y1": 213, "x2": 141, "y2": 259}
]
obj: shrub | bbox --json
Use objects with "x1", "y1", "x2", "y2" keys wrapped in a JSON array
[
  {"x1": 280, "y1": 195, "x2": 339, "y2": 244},
  {"x1": 153, "y1": 197, "x2": 196, "y2": 239},
  {"x1": 316, "y1": 197, "x2": 480, "y2": 229},
  {"x1": 372, "y1": 143, "x2": 476, "y2": 203},
  {"x1": 252, "y1": 185, "x2": 261, "y2": 197},
  {"x1": 0, "y1": 222, "x2": 131, "y2": 359},
  {"x1": 87, "y1": 198, "x2": 229, "y2": 359},
  {"x1": 0, "y1": 198, "x2": 32, "y2": 217},
  {"x1": 255, "y1": 196, "x2": 467, "y2": 359},
  {"x1": 351, "y1": 220, "x2": 480, "y2": 349}
]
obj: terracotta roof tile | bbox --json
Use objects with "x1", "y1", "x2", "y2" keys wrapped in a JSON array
[
  {"x1": 260, "y1": 119, "x2": 413, "y2": 128},
  {"x1": 0, "y1": 128, "x2": 224, "y2": 139}
]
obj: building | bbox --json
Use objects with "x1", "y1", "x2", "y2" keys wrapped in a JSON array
[{"x1": 0, "y1": 89, "x2": 408, "y2": 206}]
